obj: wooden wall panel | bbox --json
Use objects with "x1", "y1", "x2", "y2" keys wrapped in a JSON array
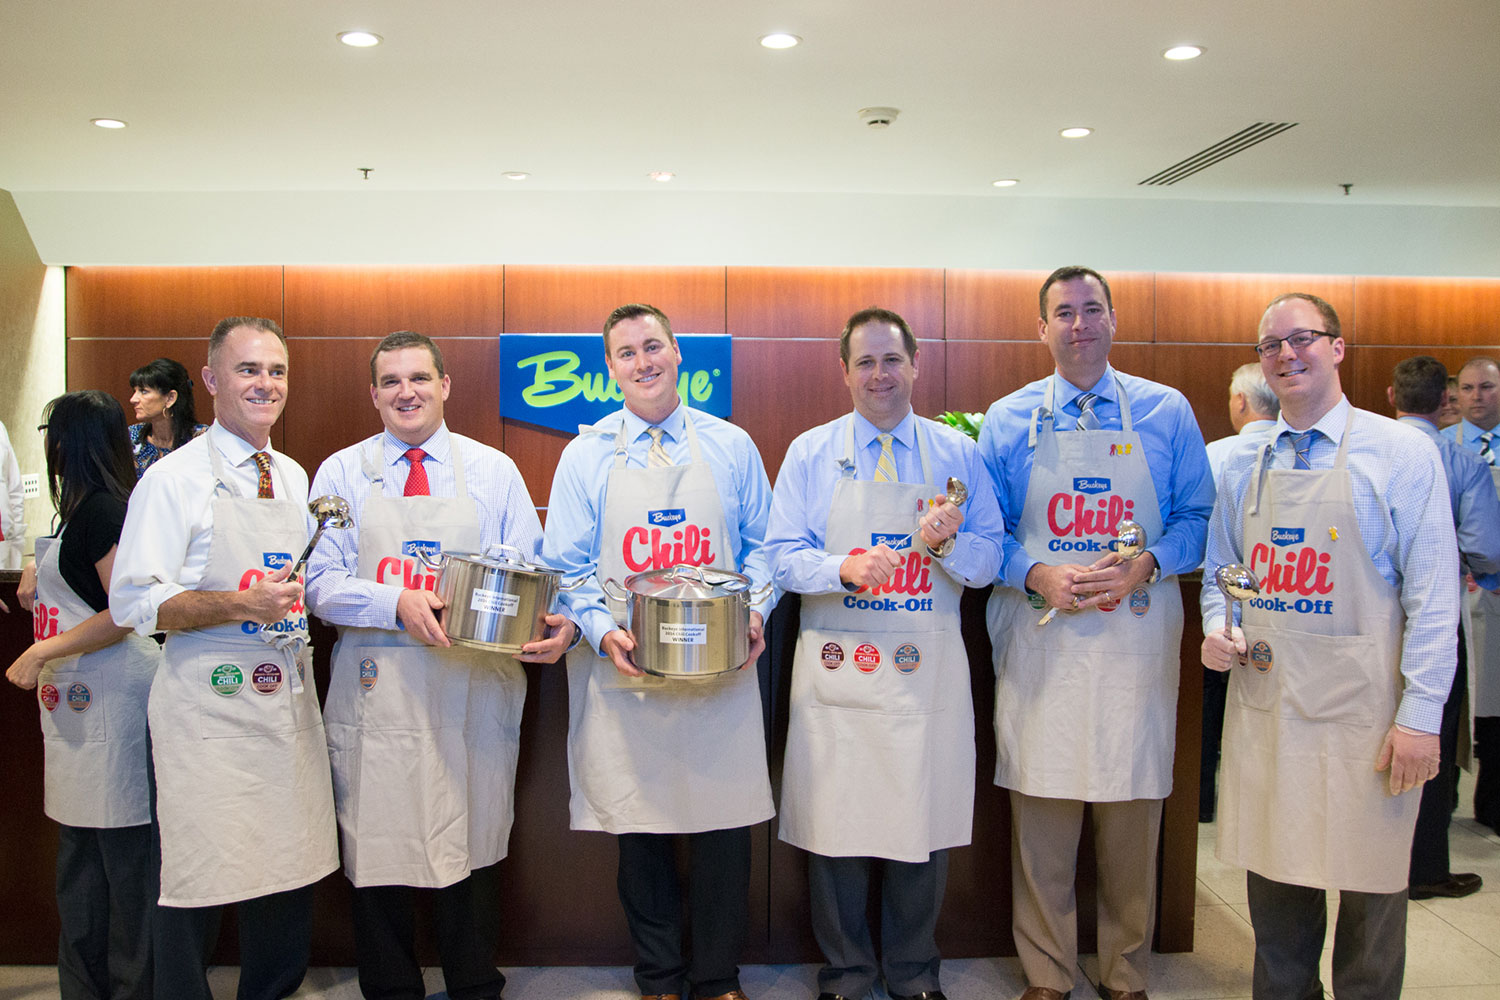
[
  {"x1": 1153, "y1": 344, "x2": 1263, "y2": 445},
  {"x1": 727, "y1": 267, "x2": 943, "y2": 340},
  {"x1": 1154, "y1": 273, "x2": 1354, "y2": 344},
  {"x1": 1353, "y1": 276, "x2": 1500, "y2": 346},
  {"x1": 945, "y1": 269, "x2": 1154, "y2": 343},
  {"x1": 733, "y1": 339, "x2": 862, "y2": 484},
  {"x1": 503, "y1": 421, "x2": 574, "y2": 509},
  {"x1": 67, "y1": 337, "x2": 284, "y2": 453},
  {"x1": 66, "y1": 266, "x2": 283, "y2": 339},
  {"x1": 278, "y1": 339, "x2": 383, "y2": 474},
  {"x1": 283, "y1": 266, "x2": 503, "y2": 338},
  {"x1": 503, "y1": 266, "x2": 726, "y2": 334}
]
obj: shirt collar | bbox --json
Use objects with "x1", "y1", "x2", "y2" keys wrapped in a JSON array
[
  {"x1": 382, "y1": 423, "x2": 450, "y2": 467},
  {"x1": 1054, "y1": 366, "x2": 1116, "y2": 410},
  {"x1": 1397, "y1": 414, "x2": 1442, "y2": 441},
  {"x1": 851, "y1": 409, "x2": 917, "y2": 452},
  {"x1": 620, "y1": 401, "x2": 687, "y2": 444},
  {"x1": 1461, "y1": 418, "x2": 1498, "y2": 440},
  {"x1": 1274, "y1": 395, "x2": 1350, "y2": 446},
  {"x1": 1239, "y1": 419, "x2": 1277, "y2": 436},
  {"x1": 212, "y1": 421, "x2": 272, "y2": 466}
]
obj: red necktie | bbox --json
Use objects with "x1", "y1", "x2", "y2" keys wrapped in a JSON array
[
  {"x1": 403, "y1": 448, "x2": 430, "y2": 497},
  {"x1": 252, "y1": 452, "x2": 275, "y2": 499}
]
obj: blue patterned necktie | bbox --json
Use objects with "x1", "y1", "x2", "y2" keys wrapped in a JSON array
[
  {"x1": 1480, "y1": 431, "x2": 1496, "y2": 467},
  {"x1": 1291, "y1": 430, "x2": 1317, "y2": 469},
  {"x1": 1075, "y1": 392, "x2": 1101, "y2": 432}
]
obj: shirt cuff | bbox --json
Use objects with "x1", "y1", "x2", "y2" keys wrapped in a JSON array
[
  {"x1": 119, "y1": 581, "x2": 186, "y2": 636},
  {"x1": 1394, "y1": 694, "x2": 1443, "y2": 735}
]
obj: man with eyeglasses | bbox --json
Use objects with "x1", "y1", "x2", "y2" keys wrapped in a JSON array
[
  {"x1": 1444, "y1": 356, "x2": 1500, "y2": 834},
  {"x1": 1201, "y1": 293, "x2": 1458, "y2": 1000},
  {"x1": 978, "y1": 266, "x2": 1213, "y2": 1000}
]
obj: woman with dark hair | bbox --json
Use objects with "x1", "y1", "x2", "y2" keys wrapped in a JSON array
[
  {"x1": 6, "y1": 390, "x2": 160, "y2": 1000},
  {"x1": 128, "y1": 357, "x2": 207, "y2": 476}
]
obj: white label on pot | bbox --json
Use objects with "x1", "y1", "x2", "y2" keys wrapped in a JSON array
[
  {"x1": 470, "y1": 589, "x2": 520, "y2": 617},
  {"x1": 659, "y1": 622, "x2": 708, "y2": 645}
]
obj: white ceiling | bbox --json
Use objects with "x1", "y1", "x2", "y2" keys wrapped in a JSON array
[{"x1": 4, "y1": 0, "x2": 1498, "y2": 207}]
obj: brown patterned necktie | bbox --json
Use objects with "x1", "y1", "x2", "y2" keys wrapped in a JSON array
[{"x1": 252, "y1": 451, "x2": 274, "y2": 499}]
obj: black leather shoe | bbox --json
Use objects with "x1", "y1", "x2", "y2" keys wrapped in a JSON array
[
  {"x1": 1410, "y1": 872, "x2": 1483, "y2": 899},
  {"x1": 890, "y1": 992, "x2": 948, "y2": 1000}
]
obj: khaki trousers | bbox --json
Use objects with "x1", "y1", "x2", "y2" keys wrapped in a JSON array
[{"x1": 1009, "y1": 790, "x2": 1163, "y2": 994}]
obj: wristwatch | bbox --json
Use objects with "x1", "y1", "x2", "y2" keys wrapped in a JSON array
[
  {"x1": 1144, "y1": 554, "x2": 1161, "y2": 585},
  {"x1": 926, "y1": 536, "x2": 955, "y2": 559}
]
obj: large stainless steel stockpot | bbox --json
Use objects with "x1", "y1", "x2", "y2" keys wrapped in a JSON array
[
  {"x1": 602, "y1": 564, "x2": 772, "y2": 678},
  {"x1": 417, "y1": 544, "x2": 582, "y2": 654}
]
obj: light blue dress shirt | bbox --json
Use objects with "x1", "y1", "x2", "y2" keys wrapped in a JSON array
[
  {"x1": 1442, "y1": 417, "x2": 1500, "y2": 457},
  {"x1": 977, "y1": 366, "x2": 1214, "y2": 591},
  {"x1": 1202, "y1": 398, "x2": 1459, "y2": 733},
  {"x1": 304, "y1": 424, "x2": 543, "y2": 630},
  {"x1": 541, "y1": 403, "x2": 775, "y2": 655},
  {"x1": 764, "y1": 410, "x2": 1004, "y2": 593},
  {"x1": 1401, "y1": 416, "x2": 1500, "y2": 589}
]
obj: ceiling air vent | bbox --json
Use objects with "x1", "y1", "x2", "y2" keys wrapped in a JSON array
[{"x1": 1139, "y1": 122, "x2": 1298, "y2": 185}]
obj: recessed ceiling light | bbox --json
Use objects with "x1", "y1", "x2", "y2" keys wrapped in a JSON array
[
  {"x1": 648, "y1": 171, "x2": 675, "y2": 183},
  {"x1": 992, "y1": 178, "x2": 1019, "y2": 188},
  {"x1": 90, "y1": 118, "x2": 127, "y2": 129},
  {"x1": 503, "y1": 171, "x2": 530, "y2": 181},
  {"x1": 1163, "y1": 44, "x2": 1204, "y2": 60},
  {"x1": 338, "y1": 30, "x2": 382, "y2": 48},
  {"x1": 759, "y1": 32, "x2": 801, "y2": 49},
  {"x1": 1059, "y1": 126, "x2": 1093, "y2": 139}
]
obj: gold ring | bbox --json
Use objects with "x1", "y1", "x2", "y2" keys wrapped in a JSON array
[{"x1": 1071, "y1": 595, "x2": 1080, "y2": 609}]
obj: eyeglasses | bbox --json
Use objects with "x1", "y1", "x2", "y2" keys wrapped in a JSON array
[{"x1": 1253, "y1": 330, "x2": 1334, "y2": 359}]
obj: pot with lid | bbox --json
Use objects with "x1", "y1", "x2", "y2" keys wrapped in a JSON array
[
  {"x1": 416, "y1": 543, "x2": 583, "y2": 654},
  {"x1": 602, "y1": 564, "x2": 772, "y2": 678}
]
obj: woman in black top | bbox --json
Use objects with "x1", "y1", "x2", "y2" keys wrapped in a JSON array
[
  {"x1": 128, "y1": 357, "x2": 207, "y2": 477},
  {"x1": 6, "y1": 391, "x2": 161, "y2": 1000}
]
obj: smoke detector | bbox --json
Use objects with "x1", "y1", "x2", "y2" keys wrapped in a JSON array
[{"x1": 857, "y1": 106, "x2": 901, "y2": 129}]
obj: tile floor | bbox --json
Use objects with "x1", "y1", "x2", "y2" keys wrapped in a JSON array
[{"x1": 4, "y1": 774, "x2": 1498, "y2": 1000}]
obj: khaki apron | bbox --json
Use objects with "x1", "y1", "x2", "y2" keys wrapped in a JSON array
[
  {"x1": 986, "y1": 375, "x2": 1182, "y2": 801},
  {"x1": 1456, "y1": 423, "x2": 1500, "y2": 732},
  {"x1": 150, "y1": 429, "x2": 338, "y2": 907},
  {"x1": 323, "y1": 439, "x2": 526, "y2": 888},
  {"x1": 34, "y1": 532, "x2": 160, "y2": 828},
  {"x1": 1217, "y1": 409, "x2": 1415, "y2": 893},
  {"x1": 564, "y1": 414, "x2": 774, "y2": 834},
  {"x1": 779, "y1": 417, "x2": 972, "y2": 862}
]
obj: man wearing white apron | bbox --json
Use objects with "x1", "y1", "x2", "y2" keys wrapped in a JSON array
[
  {"x1": 1388, "y1": 356, "x2": 1500, "y2": 901},
  {"x1": 306, "y1": 331, "x2": 572, "y2": 1000},
  {"x1": 978, "y1": 267, "x2": 1214, "y2": 1000},
  {"x1": 764, "y1": 309, "x2": 1003, "y2": 1000},
  {"x1": 1203, "y1": 294, "x2": 1458, "y2": 1000},
  {"x1": 543, "y1": 304, "x2": 776, "y2": 1000},
  {"x1": 111, "y1": 317, "x2": 339, "y2": 1000},
  {"x1": 1443, "y1": 356, "x2": 1500, "y2": 833}
]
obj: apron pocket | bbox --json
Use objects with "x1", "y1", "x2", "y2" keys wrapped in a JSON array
[
  {"x1": 1233, "y1": 626, "x2": 1378, "y2": 727},
  {"x1": 196, "y1": 653, "x2": 300, "y2": 739},
  {"x1": 38, "y1": 663, "x2": 107, "y2": 743},
  {"x1": 806, "y1": 628, "x2": 943, "y2": 716}
]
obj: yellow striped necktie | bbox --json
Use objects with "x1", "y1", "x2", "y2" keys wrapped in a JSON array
[
  {"x1": 874, "y1": 433, "x2": 897, "y2": 482},
  {"x1": 647, "y1": 427, "x2": 673, "y2": 468}
]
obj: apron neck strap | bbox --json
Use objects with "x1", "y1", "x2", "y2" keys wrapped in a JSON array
[
  {"x1": 614, "y1": 409, "x2": 703, "y2": 469},
  {"x1": 364, "y1": 434, "x2": 470, "y2": 499},
  {"x1": 1247, "y1": 407, "x2": 1356, "y2": 515},
  {"x1": 1037, "y1": 372, "x2": 1131, "y2": 442},
  {"x1": 840, "y1": 413, "x2": 931, "y2": 483},
  {"x1": 207, "y1": 425, "x2": 251, "y2": 499}
]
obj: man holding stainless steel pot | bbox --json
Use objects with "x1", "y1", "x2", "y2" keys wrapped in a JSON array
[
  {"x1": 542, "y1": 303, "x2": 777, "y2": 1000},
  {"x1": 304, "y1": 331, "x2": 573, "y2": 1000},
  {"x1": 764, "y1": 308, "x2": 1003, "y2": 1000}
]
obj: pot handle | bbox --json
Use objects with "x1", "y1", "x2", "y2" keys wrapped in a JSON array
[
  {"x1": 559, "y1": 575, "x2": 590, "y2": 593},
  {"x1": 601, "y1": 578, "x2": 629, "y2": 601},
  {"x1": 749, "y1": 582, "x2": 775, "y2": 602},
  {"x1": 413, "y1": 548, "x2": 448, "y2": 572},
  {"x1": 482, "y1": 542, "x2": 525, "y2": 565}
]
